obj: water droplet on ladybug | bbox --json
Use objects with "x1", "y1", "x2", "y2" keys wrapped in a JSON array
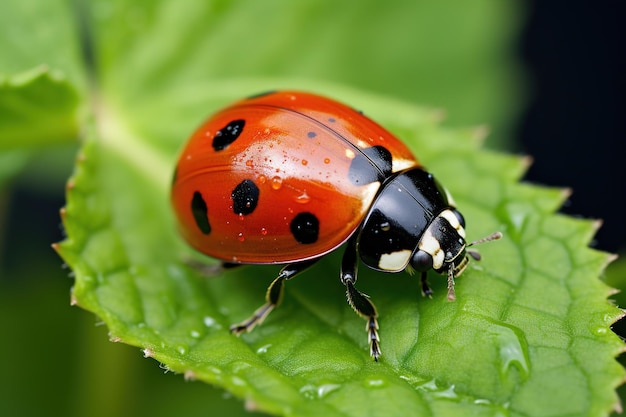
[
  {"x1": 237, "y1": 232, "x2": 245, "y2": 242},
  {"x1": 324, "y1": 158, "x2": 331, "y2": 164},
  {"x1": 380, "y1": 222, "x2": 391, "y2": 232},
  {"x1": 271, "y1": 176, "x2": 283, "y2": 190},
  {"x1": 295, "y1": 190, "x2": 310, "y2": 204},
  {"x1": 257, "y1": 174, "x2": 267, "y2": 184},
  {"x1": 301, "y1": 159, "x2": 308, "y2": 166},
  {"x1": 260, "y1": 227, "x2": 268, "y2": 236}
]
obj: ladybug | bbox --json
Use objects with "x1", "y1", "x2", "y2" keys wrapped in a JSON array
[{"x1": 171, "y1": 91, "x2": 500, "y2": 360}]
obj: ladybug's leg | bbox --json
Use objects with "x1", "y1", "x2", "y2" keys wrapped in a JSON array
[
  {"x1": 420, "y1": 272, "x2": 433, "y2": 298},
  {"x1": 230, "y1": 259, "x2": 318, "y2": 335},
  {"x1": 340, "y1": 234, "x2": 381, "y2": 361}
]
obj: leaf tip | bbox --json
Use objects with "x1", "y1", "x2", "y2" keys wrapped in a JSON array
[
  {"x1": 521, "y1": 154, "x2": 533, "y2": 169},
  {"x1": 561, "y1": 187, "x2": 573, "y2": 200},
  {"x1": 592, "y1": 218, "x2": 604, "y2": 233},
  {"x1": 613, "y1": 398, "x2": 623, "y2": 415},
  {"x1": 244, "y1": 398, "x2": 261, "y2": 413},
  {"x1": 70, "y1": 290, "x2": 78, "y2": 306}
]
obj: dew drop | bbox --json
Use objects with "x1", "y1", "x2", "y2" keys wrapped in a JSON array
[
  {"x1": 231, "y1": 376, "x2": 246, "y2": 387},
  {"x1": 257, "y1": 174, "x2": 267, "y2": 184},
  {"x1": 594, "y1": 326, "x2": 608, "y2": 335},
  {"x1": 245, "y1": 159, "x2": 254, "y2": 168},
  {"x1": 300, "y1": 385, "x2": 316, "y2": 400},
  {"x1": 299, "y1": 383, "x2": 341, "y2": 399},
  {"x1": 317, "y1": 383, "x2": 341, "y2": 398},
  {"x1": 231, "y1": 360, "x2": 252, "y2": 374},
  {"x1": 271, "y1": 176, "x2": 283, "y2": 190},
  {"x1": 176, "y1": 345, "x2": 188, "y2": 355},
  {"x1": 190, "y1": 330, "x2": 201, "y2": 338},
  {"x1": 412, "y1": 379, "x2": 458, "y2": 400},
  {"x1": 203, "y1": 315, "x2": 222, "y2": 329},
  {"x1": 295, "y1": 190, "x2": 310, "y2": 204},
  {"x1": 301, "y1": 159, "x2": 308, "y2": 166},
  {"x1": 324, "y1": 157, "x2": 331, "y2": 164},
  {"x1": 479, "y1": 317, "x2": 530, "y2": 380},
  {"x1": 260, "y1": 227, "x2": 268, "y2": 236},
  {"x1": 237, "y1": 232, "x2": 245, "y2": 242},
  {"x1": 256, "y1": 344, "x2": 272, "y2": 354},
  {"x1": 365, "y1": 378, "x2": 386, "y2": 388}
]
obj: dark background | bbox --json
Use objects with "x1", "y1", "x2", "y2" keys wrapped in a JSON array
[{"x1": 519, "y1": 0, "x2": 625, "y2": 254}]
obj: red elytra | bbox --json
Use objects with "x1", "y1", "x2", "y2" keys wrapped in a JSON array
[{"x1": 171, "y1": 90, "x2": 420, "y2": 264}]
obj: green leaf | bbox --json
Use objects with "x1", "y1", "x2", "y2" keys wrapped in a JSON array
[
  {"x1": 0, "y1": 67, "x2": 80, "y2": 149},
  {"x1": 0, "y1": 0, "x2": 82, "y2": 188},
  {"x1": 55, "y1": 84, "x2": 624, "y2": 416}
]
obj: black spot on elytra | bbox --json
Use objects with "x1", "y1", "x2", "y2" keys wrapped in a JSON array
[
  {"x1": 212, "y1": 120, "x2": 245, "y2": 151},
  {"x1": 231, "y1": 179, "x2": 259, "y2": 215},
  {"x1": 290, "y1": 212, "x2": 319, "y2": 244},
  {"x1": 348, "y1": 145, "x2": 393, "y2": 185},
  {"x1": 191, "y1": 191, "x2": 211, "y2": 234},
  {"x1": 246, "y1": 90, "x2": 277, "y2": 100}
]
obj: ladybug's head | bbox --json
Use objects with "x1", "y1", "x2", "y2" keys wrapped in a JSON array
[
  {"x1": 411, "y1": 209, "x2": 502, "y2": 300},
  {"x1": 410, "y1": 208, "x2": 468, "y2": 276}
]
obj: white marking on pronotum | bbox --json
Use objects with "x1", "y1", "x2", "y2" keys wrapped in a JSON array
[
  {"x1": 391, "y1": 158, "x2": 418, "y2": 173},
  {"x1": 379, "y1": 250, "x2": 412, "y2": 271}
]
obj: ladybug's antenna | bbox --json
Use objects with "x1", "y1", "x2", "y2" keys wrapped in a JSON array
[
  {"x1": 467, "y1": 231, "x2": 502, "y2": 261},
  {"x1": 447, "y1": 231, "x2": 502, "y2": 301}
]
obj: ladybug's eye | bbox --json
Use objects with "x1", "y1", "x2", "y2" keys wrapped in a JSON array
[{"x1": 411, "y1": 250, "x2": 433, "y2": 272}]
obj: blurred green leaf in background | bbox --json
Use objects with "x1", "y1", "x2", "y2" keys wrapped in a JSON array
[{"x1": 1, "y1": 1, "x2": 623, "y2": 417}]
